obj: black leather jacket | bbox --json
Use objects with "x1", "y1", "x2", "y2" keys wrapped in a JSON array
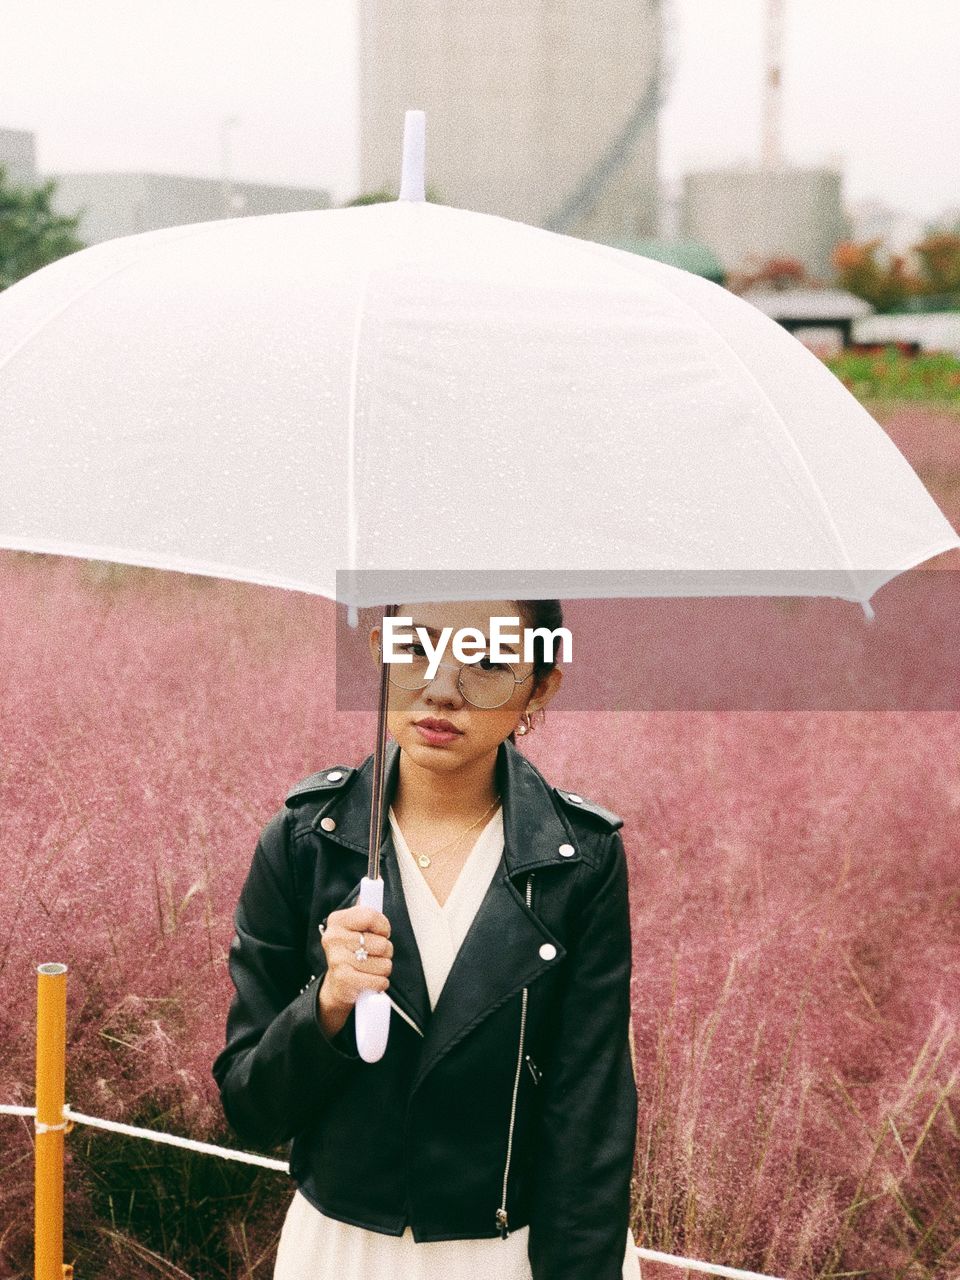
[{"x1": 212, "y1": 737, "x2": 637, "y2": 1279}]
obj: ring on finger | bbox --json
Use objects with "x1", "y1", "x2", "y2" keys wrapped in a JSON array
[{"x1": 354, "y1": 930, "x2": 368, "y2": 963}]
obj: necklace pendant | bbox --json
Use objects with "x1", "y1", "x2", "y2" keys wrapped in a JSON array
[{"x1": 417, "y1": 853, "x2": 431, "y2": 869}]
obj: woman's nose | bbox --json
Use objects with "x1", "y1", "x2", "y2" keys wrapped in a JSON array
[{"x1": 422, "y1": 660, "x2": 465, "y2": 705}]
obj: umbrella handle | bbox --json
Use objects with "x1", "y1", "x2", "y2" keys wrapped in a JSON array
[{"x1": 355, "y1": 875, "x2": 392, "y2": 1062}]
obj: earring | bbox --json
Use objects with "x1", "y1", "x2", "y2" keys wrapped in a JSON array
[{"x1": 516, "y1": 711, "x2": 533, "y2": 736}]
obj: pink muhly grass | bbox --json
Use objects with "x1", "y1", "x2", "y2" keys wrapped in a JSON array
[
  {"x1": 874, "y1": 404, "x2": 960, "y2": 532},
  {"x1": 524, "y1": 711, "x2": 960, "y2": 1276}
]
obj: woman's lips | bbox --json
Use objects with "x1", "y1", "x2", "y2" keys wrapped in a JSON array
[{"x1": 413, "y1": 721, "x2": 463, "y2": 746}]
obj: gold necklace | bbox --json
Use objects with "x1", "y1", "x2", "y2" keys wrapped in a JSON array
[{"x1": 397, "y1": 796, "x2": 501, "y2": 869}]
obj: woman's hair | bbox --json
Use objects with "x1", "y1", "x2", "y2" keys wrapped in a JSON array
[{"x1": 507, "y1": 599, "x2": 563, "y2": 745}]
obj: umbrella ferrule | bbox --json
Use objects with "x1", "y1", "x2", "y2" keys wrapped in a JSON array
[{"x1": 398, "y1": 109, "x2": 426, "y2": 202}]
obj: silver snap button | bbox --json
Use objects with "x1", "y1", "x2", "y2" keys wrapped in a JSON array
[
  {"x1": 558, "y1": 843, "x2": 575, "y2": 857},
  {"x1": 326, "y1": 770, "x2": 344, "y2": 781},
  {"x1": 320, "y1": 816, "x2": 337, "y2": 832},
  {"x1": 539, "y1": 943, "x2": 557, "y2": 960},
  {"x1": 566, "y1": 792, "x2": 583, "y2": 804}
]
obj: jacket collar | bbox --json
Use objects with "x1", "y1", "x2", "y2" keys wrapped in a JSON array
[
  {"x1": 307, "y1": 737, "x2": 583, "y2": 1092},
  {"x1": 308, "y1": 735, "x2": 585, "y2": 878}
]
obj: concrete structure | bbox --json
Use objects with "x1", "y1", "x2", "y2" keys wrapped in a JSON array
[
  {"x1": 0, "y1": 127, "x2": 38, "y2": 186},
  {"x1": 48, "y1": 172, "x2": 331, "y2": 245},
  {"x1": 853, "y1": 310, "x2": 960, "y2": 358},
  {"x1": 740, "y1": 285, "x2": 874, "y2": 354},
  {"x1": 681, "y1": 166, "x2": 851, "y2": 283},
  {"x1": 760, "y1": 0, "x2": 787, "y2": 170},
  {"x1": 358, "y1": 0, "x2": 661, "y2": 244},
  {"x1": 657, "y1": 176, "x2": 684, "y2": 239}
]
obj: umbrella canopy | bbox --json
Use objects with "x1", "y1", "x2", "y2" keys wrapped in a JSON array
[{"x1": 1, "y1": 115, "x2": 957, "y2": 623}]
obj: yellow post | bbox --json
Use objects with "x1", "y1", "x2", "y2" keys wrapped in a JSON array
[{"x1": 35, "y1": 962, "x2": 71, "y2": 1280}]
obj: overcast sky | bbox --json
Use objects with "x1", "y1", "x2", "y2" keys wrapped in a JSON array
[{"x1": 2, "y1": 0, "x2": 958, "y2": 219}]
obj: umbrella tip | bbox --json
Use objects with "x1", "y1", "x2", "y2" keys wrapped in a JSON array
[
  {"x1": 860, "y1": 598, "x2": 875, "y2": 623},
  {"x1": 399, "y1": 109, "x2": 426, "y2": 202}
]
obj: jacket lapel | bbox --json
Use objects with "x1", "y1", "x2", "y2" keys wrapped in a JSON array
[
  {"x1": 309, "y1": 736, "x2": 586, "y2": 1090},
  {"x1": 409, "y1": 849, "x2": 567, "y2": 1095},
  {"x1": 409, "y1": 738, "x2": 584, "y2": 1094}
]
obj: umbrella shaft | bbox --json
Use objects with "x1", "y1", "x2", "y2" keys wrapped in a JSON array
[{"x1": 368, "y1": 603, "x2": 399, "y2": 880}]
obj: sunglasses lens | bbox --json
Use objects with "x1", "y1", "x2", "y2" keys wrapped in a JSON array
[{"x1": 387, "y1": 652, "x2": 432, "y2": 690}]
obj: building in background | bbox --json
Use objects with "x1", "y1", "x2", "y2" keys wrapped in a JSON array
[
  {"x1": 853, "y1": 310, "x2": 960, "y2": 357},
  {"x1": 358, "y1": 0, "x2": 662, "y2": 244},
  {"x1": 680, "y1": 166, "x2": 851, "y2": 283},
  {"x1": 0, "y1": 125, "x2": 330, "y2": 246},
  {"x1": 674, "y1": 1, "x2": 848, "y2": 287},
  {"x1": 0, "y1": 126, "x2": 38, "y2": 186},
  {"x1": 739, "y1": 284, "x2": 874, "y2": 356},
  {"x1": 47, "y1": 172, "x2": 330, "y2": 245}
]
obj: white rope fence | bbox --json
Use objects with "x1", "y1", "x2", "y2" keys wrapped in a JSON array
[
  {"x1": 2, "y1": 1102, "x2": 787, "y2": 1278},
  {"x1": 0, "y1": 1102, "x2": 287, "y2": 1172}
]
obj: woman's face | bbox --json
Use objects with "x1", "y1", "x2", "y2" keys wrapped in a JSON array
[{"x1": 368, "y1": 600, "x2": 562, "y2": 774}]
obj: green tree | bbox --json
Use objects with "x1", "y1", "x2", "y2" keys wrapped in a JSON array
[
  {"x1": 912, "y1": 231, "x2": 960, "y2": 295},
  {"x1": 340, "y1": 184, "x2": 445, "y2": 208},
  {"x1": 833, "y1": 232, "x2": 960, "y2": 310},
  {"x1": 0, "y1": 165, "x2": 85, "y2": 290},
  {"x1": 341, "y1": 187, "x2": 395, "y2": 207},
  {"x1": 726, "y1": 254, "x2": 825, "y2": 296},
  {"x1": 832, "y1": 237, "x2": 917, "y2": 310}
]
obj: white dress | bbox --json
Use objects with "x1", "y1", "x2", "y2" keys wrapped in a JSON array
[{"x1": 273, "y1": 805, "x2": 642, "y2": 1279}]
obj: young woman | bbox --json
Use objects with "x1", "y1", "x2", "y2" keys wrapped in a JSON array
[{"x1": 212, "y1": 599, "x2": 641, "y2": 1279}]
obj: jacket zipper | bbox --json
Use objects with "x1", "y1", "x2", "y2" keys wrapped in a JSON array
[{"x1": 495, "y1": 871, "x2": 534, "y2": 1239}]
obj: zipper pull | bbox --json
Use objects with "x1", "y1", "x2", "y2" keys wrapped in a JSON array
[
  {"x1": 495, "y1": 1206, "x2": 509, "y2": 1239},
  {"x1": 525, "y1": 1054, "x2": 542, "y2": 1085}
]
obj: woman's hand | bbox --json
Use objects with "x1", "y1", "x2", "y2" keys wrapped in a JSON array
[{"x1": 317, "y1": 905, "x2": 393, "y2": 1039}]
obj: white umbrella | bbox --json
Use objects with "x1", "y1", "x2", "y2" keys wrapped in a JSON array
[
  {"x1": 1, "y1": 111, "x2": 957, "y2": 1058},
  {"x1": 1, "y1": 113, "x2": 956, "y2": 623}
]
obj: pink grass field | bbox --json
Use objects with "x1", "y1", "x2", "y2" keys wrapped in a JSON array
[{"x1": 1, "y1": 404, "x2": 959, "y2": 1278}]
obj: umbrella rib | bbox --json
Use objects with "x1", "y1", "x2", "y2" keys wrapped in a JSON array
[
  {"x1": 345, "y1": 267, "x2": 377, "y2": 622},
  {"x1": 0, "y1": 220, "x2": 248, "y2": 380}
]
